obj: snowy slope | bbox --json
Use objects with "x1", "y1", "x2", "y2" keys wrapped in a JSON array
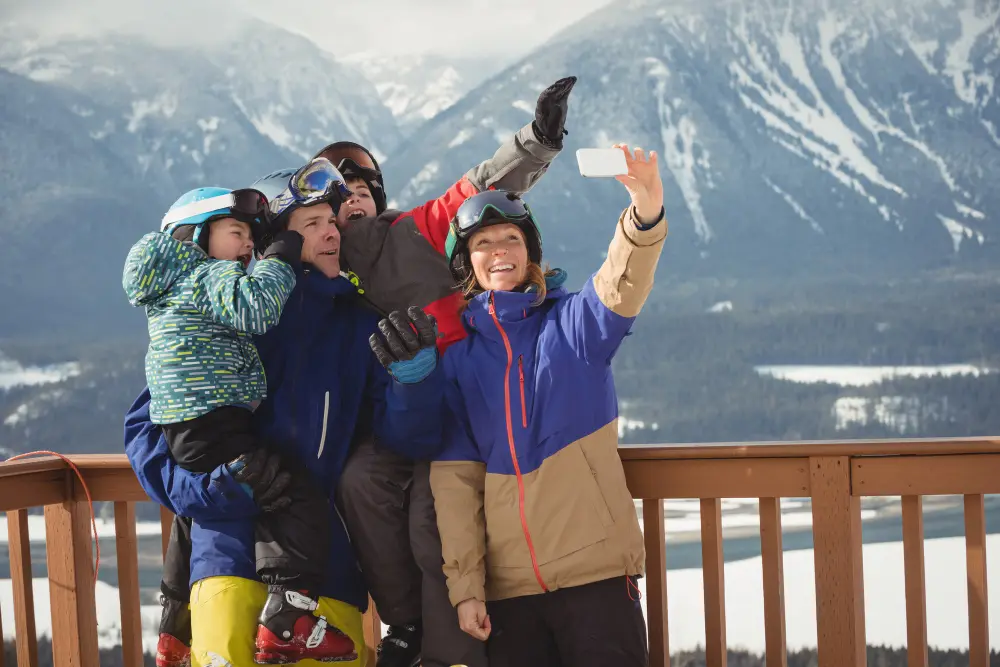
[
  {"x1": 343, "y1": 52, "x2": 505, "y2": 135},
  {"x1": 4, "y1": 535, "x2": 999, "y2": 653},
  {"x1": 386, "y1": 0, "x2": 1000, "y2": 282}
]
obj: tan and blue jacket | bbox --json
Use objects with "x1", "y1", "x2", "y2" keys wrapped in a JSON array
[{"x1": 430, "y1": 205, "x2": 667, "y2": 604}]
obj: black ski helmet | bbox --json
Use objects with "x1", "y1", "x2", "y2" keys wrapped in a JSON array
[
  {"x1": 445, "y1": 190, "x2": 543, "y2": 283},
  {"x1": 312, "y1": 141, "x2": 387, "y2": 214}
]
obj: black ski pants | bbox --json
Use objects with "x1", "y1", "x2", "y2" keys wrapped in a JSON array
[
  {"x1": 336, "y1": 437, "x2": 488, "y2": 667},
  {"x1": 486, "y1": 576, "x2": 648, "y2": 667}
]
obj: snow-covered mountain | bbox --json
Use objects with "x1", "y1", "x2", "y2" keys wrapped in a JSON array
[
  {"x1": 0, "y1": 18, "x2": 401, "y2": 187},
  {"x1": 386, "y1": 0, "x2": 1000, "y2": 283},
  {"x1": 1, "y1": 0, "x2": 997, "y2": 341},
  {"x1": 342, "y1": 52, "x2": 505, "y2": 135},
  {"x1": 0, "y1": 14, "x2": 401, "y2": 336}
]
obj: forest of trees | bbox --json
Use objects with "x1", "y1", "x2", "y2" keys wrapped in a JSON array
[
  {"x1": 2, "y1": 270, "x2": 999, "y2": 458},
  {"x1": 612, "y1": 270, "x2": 1000, "y2": 444}
]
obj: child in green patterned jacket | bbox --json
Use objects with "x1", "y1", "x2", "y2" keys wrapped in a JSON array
[
  {"x1": 124, "y1": 187, "x2": 300, "y2": 426},
  {"x1": 122, "y1": 188, "x2": 302, "y2": 434},
  {"x1": 123, "y1": 164, "x2": 359, "y2": 665}
]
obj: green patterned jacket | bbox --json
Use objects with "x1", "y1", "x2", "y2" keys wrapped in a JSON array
[{"x1": 123, "y1": 232, "x2": 296, "y2": 424}]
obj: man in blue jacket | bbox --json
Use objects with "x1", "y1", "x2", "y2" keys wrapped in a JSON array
[{"x1": 125, "y1": 164, "x2": 443, "y2": 667}]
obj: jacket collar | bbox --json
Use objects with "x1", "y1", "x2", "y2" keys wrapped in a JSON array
[
  {"x1": 297, "y1": 266, "x2": 358, "y2": 303},
  {"x1": 463, "y1": 269, "x2": 569, "y2": 336}
]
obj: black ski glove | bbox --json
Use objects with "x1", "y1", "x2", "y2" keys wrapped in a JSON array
[
  {"x1": 533, "y1": 76, "x2": 577, "y2": 149},
  {"x1": 226, "y1": 448, "x2": 293, "y2": 512},
  {"x1": 369, "y1": 306, "x2": 439, "y2": 383},
  {"x1": 262, "y1": 230, "x2": 303, "y2": 271}
]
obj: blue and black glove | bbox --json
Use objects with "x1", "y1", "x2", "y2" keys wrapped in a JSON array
[
  {"x1": 225, "y1": 448, "x2": 292, "y2": 512},
  {"x1": 369, "y1": 306, "x2": 439, "y2": 384}
]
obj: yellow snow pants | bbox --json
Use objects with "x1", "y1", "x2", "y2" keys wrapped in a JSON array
[{"x1": 189, "y1": 576, "x2": 368, "y2": 667}]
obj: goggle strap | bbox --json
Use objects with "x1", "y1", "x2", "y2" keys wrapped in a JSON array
[{"x1": 161, "y1": 194, "x2": 237, "y2": 228}]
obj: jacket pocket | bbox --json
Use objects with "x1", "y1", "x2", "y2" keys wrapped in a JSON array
[
  {"x1": 485, "y1": 441, "x2": 611, "y2": 569},
  {"x1": 579, "y1": 444, "x2": 617, "y2": 528},
  {"x1": 579, "y1": 425, "x2": 635, "y2": 528},
  {"x1": 484, "y1": 473, "x2": 534, "y2": 569}
]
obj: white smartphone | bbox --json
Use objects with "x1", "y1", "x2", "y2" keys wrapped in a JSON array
[{"x1": 576, "y1": 148, "x2": 628, "y2": 178}]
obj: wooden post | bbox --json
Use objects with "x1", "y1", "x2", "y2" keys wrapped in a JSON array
[
  {"x1": 809, "y1": 457, "x2": 865, "y2": 667},
  {"x1": 643, "y1": 499, "x2": 669, "y2": 667},
  {"x1": 901, "y1": 496, "x2": 928, "y2": 667},
  {"x1": 965, "y1": 494, "x2": 989, "y2": 667},
  {"x1": 159, "y1": 505, "x2": 173, "y2": 559},
  {"x1": 6, "y1": 509, "x2": 38, "y2": 667},
  {"x1": 45, "y1": 501, "x2": 100, "y2": 667},
  {"x1": 701, "y1": 498, "x2": 727, "y2": 667},
  {"x1": 759, "y1": 498, "x2": 788, "y2": 667},
  {"x1": 114, "y1": 502, "x2": 145, "y2": 667}
]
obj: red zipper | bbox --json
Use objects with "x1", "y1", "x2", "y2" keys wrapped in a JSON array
[
  {"x1": 489, "y1": 294, "x2": 548, "y2": 593},
  {"x1": 518, "y1": 356, "x2": 527, "y2": 429}
]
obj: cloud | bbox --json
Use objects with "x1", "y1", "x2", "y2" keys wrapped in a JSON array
[
  {"x1": 2, "y1": 0, "x2": 613, "y2": 57},
  {"x1": 272, "y1": 0, "x2": 610, "y2": 55},
  {"x1": 2, "y1": 0, "x2": 252, "y2": 49}
]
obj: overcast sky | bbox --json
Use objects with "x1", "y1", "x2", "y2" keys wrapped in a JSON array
[
  {"x1": 247, "y1": 0, "x2": 614, "y2": 57},
  {"x1": 6, "y1": 0, "x2": 614, "y2": 58}
]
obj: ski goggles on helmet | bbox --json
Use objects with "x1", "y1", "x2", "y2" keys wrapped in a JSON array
[
  {"x1": 312, "y1": 142, "x2": 387, "y2": 215},
  {"x1": 313, "y1": 142, "x2": 381, "y2": 178},
  {"x1": 445, "y1": 190, "x2": 543, "y2": 280},
  {"x1": 160, "y1": 188, "x2": 270, "y2": 231},
  {"x1": 268, "y1": 158, "x2": 353, "y2": 220},
  {"x1": 452, "y1": 190, "x2": 536, "y2": 240}
]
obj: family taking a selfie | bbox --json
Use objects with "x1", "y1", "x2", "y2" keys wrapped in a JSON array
[{"x1": 123, "y1": 74, "x2": 667, "y2": 667}]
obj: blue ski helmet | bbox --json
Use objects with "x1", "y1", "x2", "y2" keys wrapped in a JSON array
[
  {"x1": 160, "y1": 187, "x2": 270, "y2": 251},
  {"x1": 161, "y1": 187, "x2": 233, "y2": 250}
]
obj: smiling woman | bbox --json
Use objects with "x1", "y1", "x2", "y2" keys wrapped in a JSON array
[
  {"x1": 468, "y1": 224, "x2": 530, "y2": 292},
  {"x1": 371, "y1": 145, "x2": 669, "y2": 667}
]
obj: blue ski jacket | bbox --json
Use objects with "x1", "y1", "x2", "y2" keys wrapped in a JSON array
[{"x1": 124, "y1": 268, "x2": 444, "y2": 610}]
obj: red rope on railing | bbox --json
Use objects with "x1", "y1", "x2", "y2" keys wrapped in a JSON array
[{"x1": 3, "y1": 451, "x2": 100, "y2": 584}]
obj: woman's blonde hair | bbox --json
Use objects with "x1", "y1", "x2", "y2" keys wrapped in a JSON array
[{"x1": 461, "y1": 261, "x2": 554, "y2": 307}]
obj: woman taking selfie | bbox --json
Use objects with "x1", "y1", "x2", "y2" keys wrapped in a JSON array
[{"x1": 370, "y1": 144, "x2": 666, "y2": 666}]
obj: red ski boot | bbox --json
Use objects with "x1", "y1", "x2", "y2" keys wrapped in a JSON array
[
  {"x1": 156, "y1": 594, "x2": 191, "y2": 667},
  {"x1": 254, "y1": 589, "x2": 357, "y2": 664},
  {"x1": 155, "y1": 633, "x2": 191, "y2": 667}
]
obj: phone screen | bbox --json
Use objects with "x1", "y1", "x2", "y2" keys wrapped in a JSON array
[{"x1": 576, "y1": 149, "x2": 628, "y2": 178}]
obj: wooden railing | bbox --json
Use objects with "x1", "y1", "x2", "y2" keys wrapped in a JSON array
[{"x1": 1, "y1": 438, "x2": 998, "y2": 667}]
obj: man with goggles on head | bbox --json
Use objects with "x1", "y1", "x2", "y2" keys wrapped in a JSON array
[
  {"x1": 320, "y1": 76, "x2": 577, "y2": 667},
  {"x1": 125, "y1": 158, "x2": 446, "y2": 666}
]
